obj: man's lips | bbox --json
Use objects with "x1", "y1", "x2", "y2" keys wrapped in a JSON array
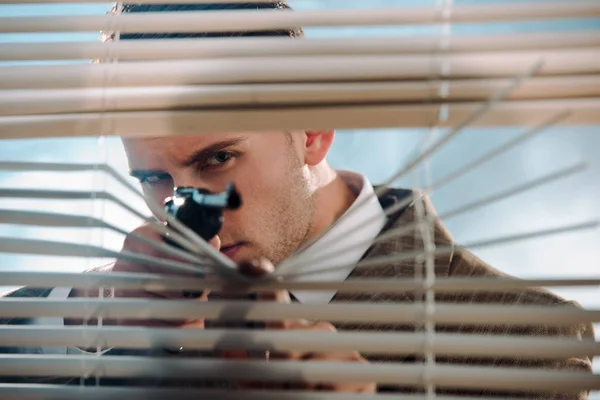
[{"x1": 220, "y1": 242, "x2": 244, "y2": 258}]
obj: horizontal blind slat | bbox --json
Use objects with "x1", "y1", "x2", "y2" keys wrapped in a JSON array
[
  {"x1": 1, "y1": 98, "x2": 599, "y2": 140},
  {"x1": 2, "y1": 271, "x2": 599, "y2": 294},
  {"x1": 1, "y1": 326, "x2": 598, "y2": 359},
  {"x1": 0, "y1": 209, "x2": 118, "y2": 229},
  {"x1": 0, "y1": 299, "x2": 597, "y2": 326},
  {"x1": 0, "y1": 237, "x2": 208, "y2": 276},
  {"x1": 0, "y1": 188, "x2": 147, "y2": 219},
  {"x1": 0, "y1": 384, "x2": 537, "y2": 400},
  {"x1": 0, "y1": 0, "x2": 273, "y2": 3},
  {"x1": 0, "y1": 355, "x2": 598, "y2": 392},
  {"x1": 3, "y1": 50, "x2": 599, "y2": 89},
  {"x1": 2, "y1": 32, "x2": 599, "y2": 61},
  {"x1": 1, "y1": 2, "x2": 599, "y2": 34},
  {"x1": 0, "y1": 161, "x2": 143, "y2": 198},
  {"x1": 4, "y1": 75, "x2": 600, "y2": 116}
]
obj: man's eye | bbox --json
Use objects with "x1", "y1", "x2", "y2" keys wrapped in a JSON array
[
  {"x1": 205, "y1": 151, "x2": 233, "y2": 168},
  {"x1": 140, "y1": 174, "x2": 170, "y2": 187}
]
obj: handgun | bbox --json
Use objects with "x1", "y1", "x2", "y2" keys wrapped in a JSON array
[{"x1": 163, "y1": 183, "x2": 242, "y2": 299}]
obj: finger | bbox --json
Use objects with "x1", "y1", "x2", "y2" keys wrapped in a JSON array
[
  {"x1": 236, "y1": 258, "x2": 292, "y2": 328},
  {"x1": 209, "y1": 234, "x2": 221, "y2": 251},
  {"x1": 300, "y1": 350, "x2": 364, "y2": 362},
  {"x1": 257, "y1": 288, "x2": 294, "y2": 330},
  {"x1": 159, "y1": 233, "x2": 217, "y2": 300},
  {"x1": 238, "y1": 257, "x2": 275, "y2": 278},
  {"x1": 315, "y1": 381, "x2": 376, "y2": 393},
  {"x1": 116, "y1": 223, "x2": 192, "y2": 275},
  {"x1": 123, "y1": 223, "x2": 165, "y2": 254},
  {"x1": 179, "y1": 319, "x2": 205, "y2": 329},
  {"x1": 242, "y1": 259, "x2": 287, "y2": 302},
  {"x1": 179, "y1": 290, "x2": 211, "y2": 329},
  {"x1": 283, "y1": 320, "x2": 336, "y2": 332},
  {"x1": 298, "y1": 352, "x2": 375, "y2": 393},
  {"x1": 257, "y1": 287, "x2": 290, "y2": 303},
  {"x1": 264, "y1": 321, "x2": 338, "y2": 362},
  {"x1": 177, "y1": 235, "x2": 218, "y2": 299}
]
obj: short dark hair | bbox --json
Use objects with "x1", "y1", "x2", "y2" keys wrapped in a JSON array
[{"x1": 109, "y1": 2, "x2": 304, "y2": 40}]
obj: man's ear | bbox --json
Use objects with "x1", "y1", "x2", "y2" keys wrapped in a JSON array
[{"x1": 303, "y1": 130, "x2": 335, "y2": 166}]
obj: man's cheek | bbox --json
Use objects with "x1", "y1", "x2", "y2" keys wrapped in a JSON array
[
  {"x1": 143, "y1": 187, "x2": 171, "y2": 208},
  {"x1": 220, "y1": 212, "x2": 245, "y2": 240}
]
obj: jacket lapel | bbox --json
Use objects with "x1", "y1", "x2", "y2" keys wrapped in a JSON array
[
  {"x1": 331, "y1": 188, "x2": 455, "y2": 363},
  {"x1": 0, "y1": 287, "x2": 53, "y2": 336},
  {"x1": 334, "y1": 187, "x2": 454, "y2": 299}
]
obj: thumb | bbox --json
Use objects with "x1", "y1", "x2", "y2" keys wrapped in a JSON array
[
  {"x1": 180, "y1": 239, "x2": 218, "y2": 300},
  {"x1": 257, "y1": 288, "x2": 291, "y2": 303},
  {"x1": 256, "y1": 284, "x2": 292, "y2": 330},
  {"x1": 180, "y1": 290, "x2": 210, "y2": 329},
  {"x1": 238, "y1": 257, "x2": 274, "y2": 278},
  {"x1": 209, "y1": 235, "x2": 221, "y2": 251}
]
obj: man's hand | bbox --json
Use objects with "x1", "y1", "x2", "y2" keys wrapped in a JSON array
[
  {"x1": 221, "y1": 258, "x2": 376, "y2": 393},
  {"x1": 108, "y1": 223, "x2": 217, "y2": 327},
  {"x1": 80, "y1": 225, "x2": 374, "y2": 392},
  {"x1": 114, "y1": 222, "x2": 219, "y2": 284}
]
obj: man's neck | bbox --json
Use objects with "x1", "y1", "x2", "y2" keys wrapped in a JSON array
[{"x1": 304, "y1": 165, "x2": 357, "y2": 244}]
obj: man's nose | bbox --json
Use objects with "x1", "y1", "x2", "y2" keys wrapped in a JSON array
[
  {"x1": 170, "y1": 173, "x2": 214, "y2": 192},
  {"x1": 169, "y1": 172, "x2": 232, "y2": 200}
]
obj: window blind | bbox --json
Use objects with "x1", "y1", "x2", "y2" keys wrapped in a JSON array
[{"x1": 0, "y1": 0, "x2": 598, "y2": 399}]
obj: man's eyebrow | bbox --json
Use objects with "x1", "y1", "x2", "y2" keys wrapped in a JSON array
[{"x1": 179, "y1": 138, "x2": 246, "y2": 168}]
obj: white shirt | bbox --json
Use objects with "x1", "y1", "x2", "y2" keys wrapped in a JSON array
[
  {"x1": 275, "y1": 170, "x2": 386, "y2": 303},
  {"x1": 35, "y1": 286, "x2": 112, "y2": 355},
  {"x1": 37, "y1": 170, "x2": 386, "y2": 353}
]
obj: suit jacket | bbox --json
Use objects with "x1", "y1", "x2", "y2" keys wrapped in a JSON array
[
  {"x1": 333, "y1": 188, "x2": 595, "y2": 398},
  {"x1": 1, "y1": 188, "x2": 595, "y2": 398}
]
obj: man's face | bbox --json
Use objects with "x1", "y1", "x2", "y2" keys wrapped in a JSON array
[{"x1": 123, "y1": 132, "x2": 316, "y2": 265}]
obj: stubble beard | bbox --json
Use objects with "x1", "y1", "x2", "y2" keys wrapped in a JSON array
[{"x1": 263, "y1": 157, "x2": 315, "y2": 266}]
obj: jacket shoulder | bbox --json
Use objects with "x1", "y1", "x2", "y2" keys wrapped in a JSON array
[
  {"x1": 445, "y1": 245, "x2": 595, "y2": 348},
  {"x1": 447, "y1": 245, "x2": 570, "y2": 306},
  {"x1": 2, "y1": 287, "x2": 53, "y2": 299},
  {"x1": 85, "y1": 263, "x2": 115, "y2": 274},
  {"x1": 1, "y1": 263, "x2": 114, "y2": 324},
  {"x1": 440, "y1": 245, "x2": 594, "y2": 399},
  {"x1": 0, "y1": 287, "x2": 53, "y2": 326}
]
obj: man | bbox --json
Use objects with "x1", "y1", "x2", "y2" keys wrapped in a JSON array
[{"x1": 1, "y1": 1, "x2": 595, "y2": 398}]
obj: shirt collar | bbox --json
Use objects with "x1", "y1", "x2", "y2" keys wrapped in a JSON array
[
  {"x1": 275, "y1": 170, "x2": 386, "y2": 303},
  {"x1": 34, "y1": 287, "x2": 70, "y2": 355},
  {"x1": 38, "y1": 287, "x2": 114, "y2": 355}
]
